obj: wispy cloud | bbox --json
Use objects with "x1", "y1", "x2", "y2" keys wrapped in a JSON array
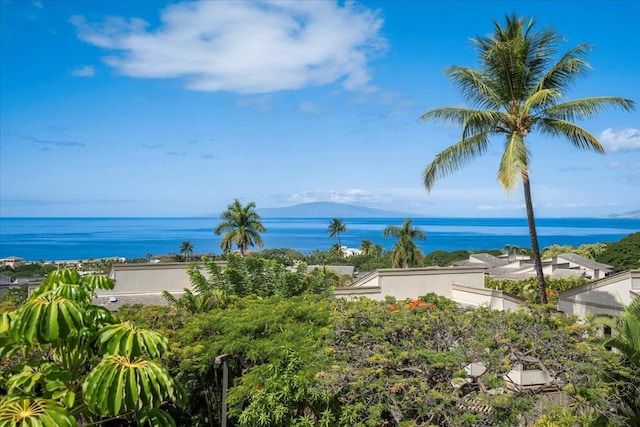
[
  {"x1": 70, "y1": 1, "x2": 386, "y2": 94},
  {"x1": 558, "y1": 166, "x2": 592, "y2": 172},
  {"x1": 71, "y1": 65, "x2": 96, "y2": 77},
  {"x1": 235, "y1": 96, "x2": 272, "y2": 112},
  {"x1": 32, "y1": 139, "x2": 85, "y2": 147},
  {"x1": 166, "y1": 151, "x2": 186, "y2": 156},
  {"x1": 32, "y1": 1, "x2": 44, "y2": 9},
  {"x1": 141, "y1": 144, "x2": 163, "y2": 149},
  {"x1": 287, "y1": 189, "x2": 387, "y2": 204},
  {"x1": 297, "y1": 101, "x2": 330, "y2": 115},
  {"x1": 45, "y1": 125, "x2": 69, "y2": 131},
  {"x1": 608, "y1": 160, "x2": 623, "y2": 169},
  {"x1": 477, "y1": 203, "x2": 526, "y2": 211},
  {"x1": 599, "y1": 128, "x2": 640, "y2": 152},
  {"x1": 4, "y1": 131, "x2": 85, "y2": 147}
]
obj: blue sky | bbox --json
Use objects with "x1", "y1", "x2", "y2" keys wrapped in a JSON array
[{"x1": 1, "y1": 0, "x2": 638, "y2": 218}]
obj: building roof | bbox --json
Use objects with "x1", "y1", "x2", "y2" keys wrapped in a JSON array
[
  {"x1": 467, "y1": 253, "x2": 510, "y2": 268},
  {"x1": 554, "y1": 254, "x2": 613, "y2": 271}
]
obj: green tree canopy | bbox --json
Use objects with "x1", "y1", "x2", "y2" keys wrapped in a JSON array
[
  {"x1": 420, "y1": 14, "x2": 635, "y2": 304},
  {"x1": 596, "y1": 232, "x2": 640, "y2": 271}
]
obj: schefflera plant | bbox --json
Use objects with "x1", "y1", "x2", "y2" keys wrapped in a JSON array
[{"x1": 0, "y1": 269, "x2": 185, "y2": 427}]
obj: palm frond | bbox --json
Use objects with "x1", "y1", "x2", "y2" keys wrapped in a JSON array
[
  {"x1": 423, "y1": 132, "x2": 490, "y2": 191},
  {"x1": 421, "y1": 106, "x2": 482, "y2": 126},
  {"x1": 497, "y1": 133, "x2": 528, "y2": 190},
  {"x1": 536, "y1": 44, "x2": 592, "y2": 92},
  {"x1": 461, "y1": 110, "x2": 506, "y2": 140},
  {"x1": 161, "y1": 290, "x2": 179, "y2": 306},
  {"x1": 522, "y1": 88, "x2": 561, "y2": 114},
  {"x1": 536, "y1": 118, "x2": 605, "y2": 153},
  {"x1": 444, "y1": 66, "x2": 501, "y2": 109},
  {"x1": 544, "y1": 97, "x2": 636, "y2": 121}
]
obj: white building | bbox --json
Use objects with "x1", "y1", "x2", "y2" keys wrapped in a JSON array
[{"x1": 558, "y1": 270, "x2": 639, "y2": 318}]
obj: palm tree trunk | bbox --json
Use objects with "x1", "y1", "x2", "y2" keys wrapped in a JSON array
[{"x1": 522, "y1": 176, "x2": 548, "y2": 304}]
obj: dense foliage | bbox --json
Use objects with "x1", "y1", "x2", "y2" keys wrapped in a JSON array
[
  {"x1": 116, "y1": 293, "x2": 638, "y2": 427},
  {"x1": 596, "y1": 232, "x2": 640, "y2": 271},
  {"x1": 485, "y1": 276, "x2": 589, "y2": 304},
  {"x1": 0, "y1": 263, "x2": 57, "y2": 279},
  {"x1": 541, "y1": 243, "x2": 608, "y2": 260}
]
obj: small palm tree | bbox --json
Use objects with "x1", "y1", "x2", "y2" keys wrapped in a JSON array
[
  {"x1": 361, "y1": 239, "x2": 383, "y2": 257},
  {"x1": 360, "y1": 239, "x2": 374, "y2": 256},
  {"x1": 327, "y1": 218, "x2": 347, "y2": 249},
  {"x1": 215, "y1": 199, "x2": 266, "y2": 257},
  {"x1": 180, "y1": 241, "x2": 194, "y2": 260},
  {"x1": 504, "y1": 244, "x2": 512, "y2": 261},
  {"x1": 420, "y1": 15, "x2": 635, "y2": 304},
  {"x1": 383, "y1": 219, "x2": 427, "y2": 268}
]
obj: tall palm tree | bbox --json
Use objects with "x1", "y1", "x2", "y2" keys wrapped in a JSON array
[
  {"x1": 420, "y1": 15, "x2": 635, "y2": 304},
  {"x1": 215, "y1": 199, "x2": 266, "y2": 257},
  {"x1": 180, "y1": 241, "x2": 194, "y2": 260},
  {"x1": 327, "y1": 218, "x2": 347, "y2": 249},
  {"x1": 383, "y1": 219, "x2": 427, "y2": 268}
]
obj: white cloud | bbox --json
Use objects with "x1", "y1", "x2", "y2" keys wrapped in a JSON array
[
  {"x1": 71, "y1": 1, "x2": 386, "y2": 94},
  {"x1": 71, "y1": 65, "x2": 96, "y2": 77},
  {"x1": 476, "y1": 204, "x2": 525, "y2": 211},
  {"x1": 289, "y1": 189, "x2": 386, "y2": 204},
  {"x1": 599, "y1": 128, "x2": 640, "y2": 152}
]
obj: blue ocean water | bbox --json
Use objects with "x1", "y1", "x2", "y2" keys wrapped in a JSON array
[{"x1": 0, "y1": 217, "x2": 638, "y2": 261}]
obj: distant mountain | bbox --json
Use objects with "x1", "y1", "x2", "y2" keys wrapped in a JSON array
[
  {"x1": 605, "y1": 209, "x2": 640, "y2": 219},
  {"x1": 257, "y1": 202, "x2": 412, "y2": 218}
]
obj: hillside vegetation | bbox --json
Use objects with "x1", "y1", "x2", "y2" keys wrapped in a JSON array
[{"x1": 596, "y1": 232, "x2": 640, "y2": 271}]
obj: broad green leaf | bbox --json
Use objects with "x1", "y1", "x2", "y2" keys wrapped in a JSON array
[
  {"x1": 0, "y1": 397, "x2": 76, "y2": 427},
  {"x1": 82, "y1": 274, "x2": 115, "y2": 291},
  {"x1": 98, "y1": 322, "x2": 168, "y2": 358},
  {"x1": 83, "y1": 355, "x2": 182, "y2": 416},
  {"x1": 13, "y1": 294, "x2": 83, "y2": 344}
]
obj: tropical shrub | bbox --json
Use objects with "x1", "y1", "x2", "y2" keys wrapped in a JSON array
[
  {"x1": 0, "y1": 269, "x2": 185, "y2": 426},
  {"x1": 165, "y1": 294, "x2": 335, "y2": 427},
  {"x1": 485, "y1": 276, "x2": 589, "y2": 304}
]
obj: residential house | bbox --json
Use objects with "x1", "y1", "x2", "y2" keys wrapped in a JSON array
[
  {"x1": 94, "y1": 262, "x2": 226, "y2": 311},
  {"x1": 0, "y1": 256, "x2": 23, "y2": 268},
  {"x1": 334, "y1": 266, "x2": 524, "y2": 311},
  {"x1": 558, "y1": 269, "x2": 639, "y2": 319},
  {"x1": 454, "y1": 253, "x2": 613, "y2": 280}
]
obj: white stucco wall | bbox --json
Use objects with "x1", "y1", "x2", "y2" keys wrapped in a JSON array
[
  {"x1": 558, "y1": 271, "x2": 638, "y2": 318},
  {"x1": 336, "y1": 267, "x2": 486, "y2": 302}
]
